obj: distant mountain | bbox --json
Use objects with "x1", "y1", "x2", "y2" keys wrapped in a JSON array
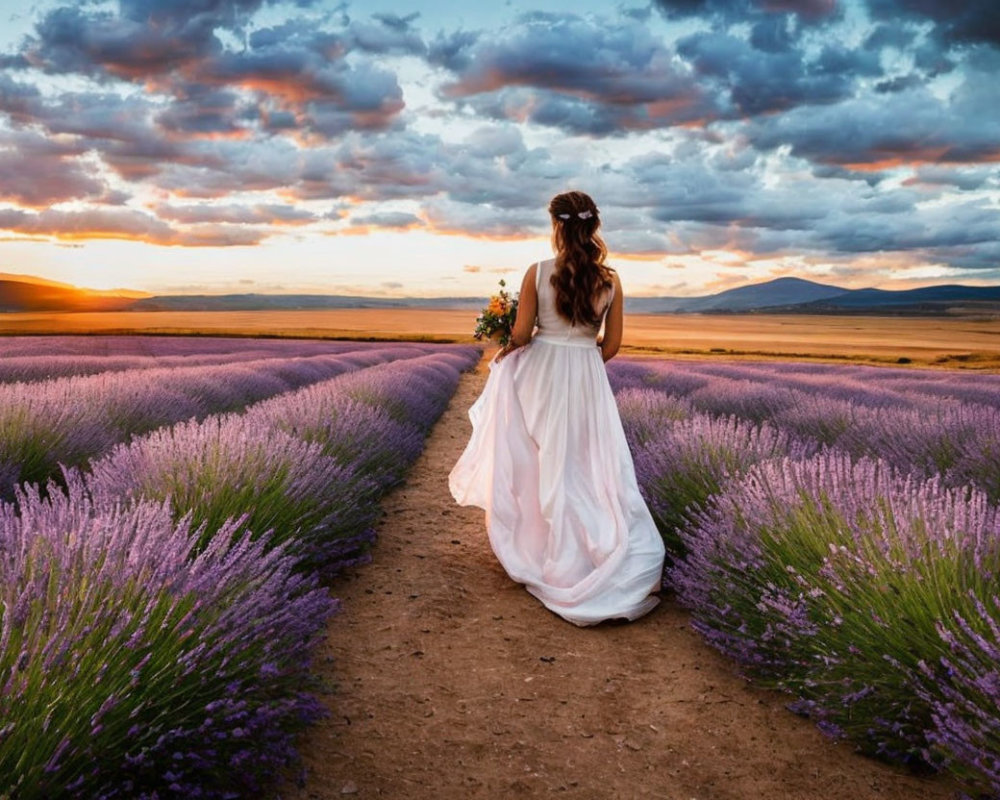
[
  {"x1": 0, "y1": 277, "x2": 142, "y2": 312},
  {"x1": 626, "y1": 276, "x2": 848, "y2": 313},
  {"x1": 627, "y1": 277, "x2": 1000, "y2": 315},
  {"x1": 797, "y1": 284, "x2": 1000, "y2": 311},
  {"x1": 2, "y1": 273, "x2": 999, "y2": 316},
  {"x1": 0, "y1": 272, "x2": 149, "y2": 299},
  {"x1": 0, "y1": 273, "x2": 483, "y2": 313}
]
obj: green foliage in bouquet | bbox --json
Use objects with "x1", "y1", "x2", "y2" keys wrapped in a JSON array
[{"x1": 473, "y1": 279, "x2": 519, "y2": 347}]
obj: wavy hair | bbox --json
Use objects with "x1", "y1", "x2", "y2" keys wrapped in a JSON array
[{"x1": 547, "y1": 191, "x2": 613, "y2": 328}]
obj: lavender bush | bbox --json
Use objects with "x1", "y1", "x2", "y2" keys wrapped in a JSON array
[
  {"x1": 672, "y1": 451, "x2": 1000, "y2": 770},
  {"x1": 625, "y1": 408, "x2": 817, "y2": 559},
  {"x1": 0, "y1": 475, "x2": 334, "y2": 798},
  {"x1": 248, "y1": 392, "x2": 423, "y2": 490},
  {"x1": 915, "y1": 596, "x2": 1000, "y2": 797},
  {"x1": 87, "y1": 415, "x2": 375, "y2": 574},
  {"x1": 685, "y1": 378, "x2": 800, "y2": 422},
  {"x1": 606, "y1": 358, "x2": 709, "y2": 397},
  {"x1": 333, "y1": 353, "x2": 471, "y2": 429},
  {"x1": 609, "y1": 357, "x2": 1000, "y2": 500},
  {"x1": 773, "y1": 398, "x2": 1000, "y2": 500},
  {"x1": 0, "y1": 350, "x2": 279, "y2": 383},
  {"x1": 614, "y1": 388, "x2": 692, "y2": 447},
  {"x1": 1, "y1": 340, "x2": 480, "y2": 798},
  {"x1": 605, "y1": 359, "x2": 666, "y2": 393},
  {"x1": 0, "y1": 336, "x2": 442, "y2": 383},
  {"x1": 0, "y1": 334, "x2": 421, "y2": 363},
  {"x1": 0, "y1": 350, "x2": 417, "y2": 497},
  {"x1": 609, "y1": 355, "x2": 1000, "y2": 794},
  {"x1": 88, "y1": 348, "x2": 479, "y2": 577}
]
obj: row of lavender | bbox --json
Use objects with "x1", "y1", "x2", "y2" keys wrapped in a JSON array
[
  {"x1": 0, "y1": 343, "x2": 432, "y2": 494},
  {"x1": 607, "y1": 357, "x2": 1000, "y2": 799},
  {"x1": 1, "y1": 341, "x2": 480, "y2": 798},
  {"x1": 0, "y1": 334, "x2": 363, "y2": 359},
  {"x1": 0, "y1": 336, "x2": 399, "y2": 382}
]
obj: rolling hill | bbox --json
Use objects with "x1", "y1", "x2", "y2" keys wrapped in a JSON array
[
  {"x1": 626, "y1": 278, "x2": 1000, "y2": 315},
  {"x1": 0, "y1": 273, "x2": 148, "y2": 312},
  {"x1": 625, "y1": 276, "x2": 849, "y2": 313},
  {"x1": 1, "y1": 273, "x2": 998, "y2": 315}
]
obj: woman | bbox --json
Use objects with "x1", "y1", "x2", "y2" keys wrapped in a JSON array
[{"x1": 449, "y1": 190, "x2": 665, "y2": 626}]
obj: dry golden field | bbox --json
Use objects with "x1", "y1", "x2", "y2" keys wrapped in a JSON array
[{"x1": 1, "y1": 309, "x2": 999, "y2": 369}]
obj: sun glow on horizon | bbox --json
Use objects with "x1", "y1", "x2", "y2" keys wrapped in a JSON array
[
  {"x1": 1, "y1": 0, "x2": 998, "y2": 298},
  {"x1": 3, "y1": 226, "x2": 980, "y2": 300}
]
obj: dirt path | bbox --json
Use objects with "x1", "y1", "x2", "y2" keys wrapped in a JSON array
[{"x1": 289, "y1": 355, "x2": 956, "y2": 800}]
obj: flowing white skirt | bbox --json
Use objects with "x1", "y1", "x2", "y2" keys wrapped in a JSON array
[{"x1": 449, "y1": 337, "x2": 665, "y2": 626}]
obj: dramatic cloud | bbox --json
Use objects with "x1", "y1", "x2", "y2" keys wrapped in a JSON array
[
  {"x1": 0, "y1": 130, "x2": 109, "y2": 207},
  {"x1": 431, "y1": 14, "x2": 717, "y2": 134},
  {"x1": 0, "y1": 207, "x2": 265, "y2": 246},
  {"x1": 746, "y1": 76, "x2": 1000, "y2": 168},
  {"x1": 0, "y1": 0, "x2": 997, "y2": 291},
  {"x1": 675, "y1": 29, "x2": 877, "y2": 116},
  {"x1": 654, "y1": 0, "x2": 839, "y2": 21},
  {"x1": 11, "y1": 4, "x2": 408, "y2": 142},
  {"x1": 346, "y1": 211, "x2": 423, "y2": 229},
  {"x1": 868, "y1": 0, "x2": 1000, "y2": 47},
  {"x1": 154, "y1": 202, "x2": 317, "y2": 225}
]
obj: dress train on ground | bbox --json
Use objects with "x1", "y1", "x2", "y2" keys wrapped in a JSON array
[{"x1": 449, "y1": 330, "x2": 665, "y2": 626}]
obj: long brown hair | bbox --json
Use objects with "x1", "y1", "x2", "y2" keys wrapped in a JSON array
[{"x1": 547, "y1": 190, "x2": 613, "y2": 327}]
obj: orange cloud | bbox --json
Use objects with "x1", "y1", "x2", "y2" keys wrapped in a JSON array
[
  {"x1": 703, "y1": 272, "x2": 751, "y2": 291},
  {"x1": 831, "y1": 146, "x2": 1000, "y2": 172},
  {"x1": 609, "y1": 250, "x2": 667, "y2": 262},
  {"x1": 0, "y1": 208, "x2": 268, "y2": 247},
  {"x1": 329, "y1": 221, "x2": 425, "y2": 236}
]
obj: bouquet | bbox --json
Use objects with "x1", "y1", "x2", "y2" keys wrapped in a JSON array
[{"x1": 473, "y1": 279, "x2": 518, "y2": 347}]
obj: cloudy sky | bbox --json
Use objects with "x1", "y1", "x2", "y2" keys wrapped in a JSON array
[{"x1": 0, "y1": 0, "x2": 997, "y2": 297}]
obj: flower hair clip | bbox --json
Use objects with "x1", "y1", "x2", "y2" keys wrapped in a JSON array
[{"x1": 557, "y1": 210, "x2": 594, "y2": 220}]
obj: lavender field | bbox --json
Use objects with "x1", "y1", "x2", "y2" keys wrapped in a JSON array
[
  {"x1": 0, "y1": 336, "x2": 479, "y2": 798},
  {"x1": 607, "y1": 357, "x2": 1000, "y2": 798}
]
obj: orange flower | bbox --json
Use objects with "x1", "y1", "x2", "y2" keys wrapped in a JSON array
[{"x1": 487, "y1": 297, "x2": 506, "y2": 315}]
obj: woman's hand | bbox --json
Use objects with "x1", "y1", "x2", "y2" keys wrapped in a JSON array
[
  {"x1": 495, "y1": 263, "x2": 539, "y2": 363},
  {"x1": 494, "y1": 341, "x2": 522, "y2": 362}
]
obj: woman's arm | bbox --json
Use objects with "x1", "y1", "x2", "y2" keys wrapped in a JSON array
[
  {"x1": 600, "y1": 272, "x2": 623, "y2": 363},
  {"x1": 496, "y1": 264, "x2": 538, "y2": 360}
]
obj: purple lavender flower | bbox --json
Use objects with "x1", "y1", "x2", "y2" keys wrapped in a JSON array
[
  {"x1": 86, "y1": 414, "x2": 376, "y2": 574},
  {"x1": 673, "y1": 450, "x2": 1000, "y2": 765},
  {"x1": 1, "y1": 340, "x2": 480, "y2": 797},
  {"x1": 615, "y1": 388, "x2": 692, "y2": 446},
  {"x1": 0, "y1": 349, "x2": 433, "y2": 498},
  {"x1": 630, "y1": 411, "x2": 817, "y2": 558},
  {"x1": 87, "y1": 347, "x2": 479, "y2": 578},
  {"x1": 605, "y1": 354, "x2": 1000, "y2": 784},
  {"x1": 0, "y1": 474, "x2": 334, "y2": 798},
  {"x1": 912, "y1": 596, "x2": 1000, "y2": 798}
]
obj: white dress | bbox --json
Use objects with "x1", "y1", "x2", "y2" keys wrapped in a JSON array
[{"x1": 449, "y1": 258, "x2": 665, "y2": 626}]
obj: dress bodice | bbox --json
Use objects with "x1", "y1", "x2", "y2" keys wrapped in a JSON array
[{"x1": 534, "y1": 258, "x2": 613, "y2": 343}]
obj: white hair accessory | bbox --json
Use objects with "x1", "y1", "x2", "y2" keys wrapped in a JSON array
[{"x1": 556, "y1": 210, "x2": 594, "y2": 220}]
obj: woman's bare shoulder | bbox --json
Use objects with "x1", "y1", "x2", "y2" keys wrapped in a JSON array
[
  {"x1": 520, "y1": 262, "x2": 539, "y2": 294},
  {"x1": 609, "y1": 269, "x2": 623, "y2": 300}
]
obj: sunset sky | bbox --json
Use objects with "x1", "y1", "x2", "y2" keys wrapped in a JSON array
[{"x1": 0, "y1": 0, "x2": 997, "y2": 297}]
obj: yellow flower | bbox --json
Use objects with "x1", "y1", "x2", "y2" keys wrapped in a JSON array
[{"x1": 487, "y1": 297, "x2": 506, "y2": 315}]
